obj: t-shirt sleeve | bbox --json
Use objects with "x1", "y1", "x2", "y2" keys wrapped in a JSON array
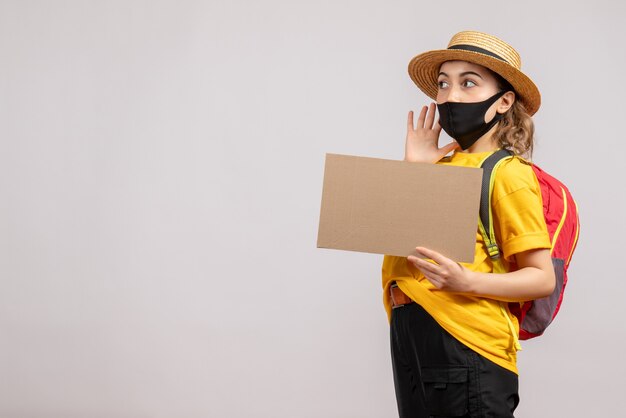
[{"x1": 492, "y1": 159, "x2": 551, "y2": 262}]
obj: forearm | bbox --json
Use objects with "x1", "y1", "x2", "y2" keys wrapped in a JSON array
[
  {"x1": 409, "y1": 247, "x2": 555, "y2": 302},
  {"x1": 468, "y1": 266, "x2": 555, "y2": 303}
]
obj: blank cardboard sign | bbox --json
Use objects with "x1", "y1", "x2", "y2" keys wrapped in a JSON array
[{"x1": 317, "y1": 154, "x2": 483, "y2": 262}]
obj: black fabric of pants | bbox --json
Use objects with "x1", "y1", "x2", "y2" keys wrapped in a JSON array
[{"x1": 390, "y1": 302, "x2": 519, "y2": 418}]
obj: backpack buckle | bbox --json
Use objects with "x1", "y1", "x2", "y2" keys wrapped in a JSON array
[{"x1": 486, "y1": 243, "x2": 500, "y2": 260}]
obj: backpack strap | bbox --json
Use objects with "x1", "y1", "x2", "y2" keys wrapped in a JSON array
[
  {"x1": 478, "y1": 149, "x2": 515, "y2": 259},
  {"x1": 478, "y1": 149, "x2": 522, "y2": 352}
]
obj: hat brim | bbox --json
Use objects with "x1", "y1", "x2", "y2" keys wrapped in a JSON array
[{"x1": 408, "y1": 49, "x2": 541, "y2": 115}]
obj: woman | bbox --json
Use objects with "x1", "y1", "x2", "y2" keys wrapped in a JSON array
[{"x1": 383, "y1": 31, "x2": 554, "y2": 417}]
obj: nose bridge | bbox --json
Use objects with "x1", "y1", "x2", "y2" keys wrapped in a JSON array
[{"x1": 448, "y1": 82, "x2": 462, "y2": 102}]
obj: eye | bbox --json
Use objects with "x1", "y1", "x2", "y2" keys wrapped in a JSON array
[
  {"x1": 438, "y1": 80, "x2": 449, "y2": 89},
  {"x1": 462, "y1": 79, "x2": 477, "y2": 88}
]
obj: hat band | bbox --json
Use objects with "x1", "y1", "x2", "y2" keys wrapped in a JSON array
[{"x1": 447, "y1": 44, "x2": 508, "y2": 64}]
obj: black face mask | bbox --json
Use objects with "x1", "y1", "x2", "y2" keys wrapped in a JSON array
[{"x1": 437, "y1": 90, "x2": 507, "y2": 150}]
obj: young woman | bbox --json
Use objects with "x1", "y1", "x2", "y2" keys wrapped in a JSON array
[{"x1": 382, "y1": 31, "x2": 554, "y2": 417}]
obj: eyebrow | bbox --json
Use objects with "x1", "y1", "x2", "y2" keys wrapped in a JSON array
[{"x1": 438, "y1": 71, "x2": 484, "y2": 79}]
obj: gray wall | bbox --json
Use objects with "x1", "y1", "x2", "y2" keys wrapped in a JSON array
[{"x1": 1, "y1": 1, "x2": 623, "y2": 417}]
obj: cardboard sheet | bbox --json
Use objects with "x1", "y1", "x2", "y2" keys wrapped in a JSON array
[{"x1": 317, "y1": 154, "x2": 483, "y2": 262}]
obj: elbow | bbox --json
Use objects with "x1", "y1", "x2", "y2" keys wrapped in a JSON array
[{"x1": 537, "y1": 268, "x2": 556, "y2": 298}]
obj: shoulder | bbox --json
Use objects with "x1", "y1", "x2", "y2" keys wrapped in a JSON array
[
  {"x1": 492, "y1": 156, "x2": 541, "y2": 203},
  {"x1": 494, "y1": 156, "x2": 537, "y2": 191}
]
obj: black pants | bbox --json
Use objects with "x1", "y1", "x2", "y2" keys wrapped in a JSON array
[{"x1": 390, "y1": 302, "x2": 519, "y2": 418}]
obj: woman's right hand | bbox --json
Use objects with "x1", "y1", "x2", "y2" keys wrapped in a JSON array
[{"x1": 405, "y1": 103, "x2": 459, "y2": 163}]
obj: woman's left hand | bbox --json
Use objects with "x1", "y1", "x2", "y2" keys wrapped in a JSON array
[{"x1": 407, "y1": 247, "x2": 475, "y2": 293}]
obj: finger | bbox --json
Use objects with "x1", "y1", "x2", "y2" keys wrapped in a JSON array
[
  {"x1": 415, "y1": 246, "x2": 452, "y2": 266},
  {"x1": 416, "y1": 260, "x2": 441, "y2": 278},
  {"x1": 408, "y1": 256, "x2": 446, "y2": 289},
  {"x1": 440, "y1": 141, "x2": 460, "y2": 155},
  {"x1": 407, "y1": 111, "x2": 414, "y2": 132},
  {"x1": 416, "y1": 106, "x2": 428, "y2": 128},
  {"x1": 408, "y1": 255, "x2": 441, "y2": 276},
  {"x1": 408, "y1": 254, "x2": 436, "y2": 265},
  {"x1": 422, "y1": 271, "x2": 444, "y2": 289},
  {"x1": 433, "y1": 118, "x2": 443, "y2": 133},
  {"x1": 424, "y1": 103, "x2": 436, "y2": 129}
]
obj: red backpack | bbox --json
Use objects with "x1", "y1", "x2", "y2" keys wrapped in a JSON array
[{"x1": 479, "y1": 150, "x2": 580, "y2": 340}]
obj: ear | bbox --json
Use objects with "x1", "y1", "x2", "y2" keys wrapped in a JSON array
[{"x1": 496, "y1": 91, "x2": 516, "y2": 114}]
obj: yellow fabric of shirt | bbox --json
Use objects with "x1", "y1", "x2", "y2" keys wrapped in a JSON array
[{"x1": 382, "y1": 150, "x2": 551, "y2": 374}]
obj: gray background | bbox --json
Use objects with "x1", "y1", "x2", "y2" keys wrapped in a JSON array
[{"x1": 1, "y1": 1, "x2": 624, "y2": 417}]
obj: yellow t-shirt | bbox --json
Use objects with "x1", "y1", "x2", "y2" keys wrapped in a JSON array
[{"x1": 382, "y1": 150, "x2": 551, "y2": 374}]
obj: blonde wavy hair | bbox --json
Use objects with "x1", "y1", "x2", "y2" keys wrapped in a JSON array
[{"x1": 491, "y1": 74, "x2": 535, "y2": 158}]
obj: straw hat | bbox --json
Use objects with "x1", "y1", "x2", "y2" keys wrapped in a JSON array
[{"x1": 408, "y1": 31, "x2": 541, "y2": 115}]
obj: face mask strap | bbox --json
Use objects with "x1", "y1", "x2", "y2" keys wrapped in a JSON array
[{"x1": 482, "y1": 90, "x2": 508, "y2": 109}]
